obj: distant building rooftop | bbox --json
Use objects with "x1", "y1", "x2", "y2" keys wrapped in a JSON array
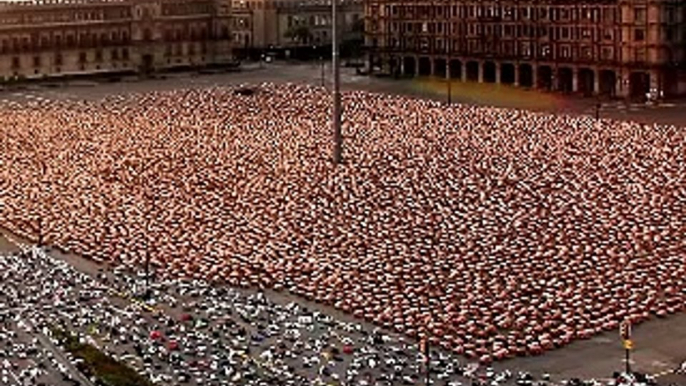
[{"x1": 0, "y1": 0, "x2": 128, "y2": 6}]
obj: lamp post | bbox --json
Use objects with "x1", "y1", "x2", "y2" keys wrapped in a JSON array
[
  {"x1": 332, "y1": 0, "x2": 342, "y2": 164},
  {"x1": 132, "y1": 158, "x2": 158, "y2": 301},
  {"x1": 422, "y1": 293, "x2": 433, "y2": 386},
  {"x1": 620, "y1": 320, "x2": 633, "y2": 375},
  {"x1": 447, "y1": 75, "x2": 452, "y2": 104},
  {"x1": 445, "y1": 0, "x2": 451, "y2": 105},
  {"x1": 36, "y1": 158, "x2": 48, "y2": 249},
  {"x1": 144, "y1": 193, "x2": 152, "y2": 301}
]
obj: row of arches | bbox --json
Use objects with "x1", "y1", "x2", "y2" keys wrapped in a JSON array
[{"x1": 389, "y1": 56, "x2": 656, "y2": 99}]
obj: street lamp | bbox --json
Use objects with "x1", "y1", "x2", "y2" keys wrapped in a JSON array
[
  {"x1": 331, "y1": 0, "x2": 342, "y2": 164},
  {"x1": 421, "y1": 293, "x2": 433, "y2": 386},
  {"x1": 447, "y1": 71, "x2": 452, "y2": 104},
  {"x1": 131, "y1": 159, "x2": 158, "y2": 301}
]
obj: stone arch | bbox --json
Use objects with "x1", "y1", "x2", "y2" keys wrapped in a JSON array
[
  {"x1": 537, "y1": 65, "x2": 553, "y2": 90},
  {"x1": 599, "y1": 70, "x2": 616, "y2": 97},
  {"x1": 433, "y1": 58, "x2": 447, "y2": 78},
  {"x1": 518, "y1": 63, "x2": 533, "y2": 87},
  {"x1": 557, "y1": 67, "x2": 573, "y2": 93},
  {"x1": 500, "y1": 63, "x2": 516, "y2": 85},
  {"x1": 466, "y1": 61, "x2": 479, "y2": 82},
  {"x1": 449, "y1": 59, "x2": 462, "y2": 80},
  {"x1": 578, "y1": 68, "x2": 595, "y2": 97},
  {"x1": 629, "y1": 71, "x2": 650, "y2": 101},
  {"x1": 418, "y1": 56, "x2": 432, "y2": 76},
  {"x1": 483, "y1": 61, "x2": 497, "y2": 83},
  {"x1": 403, "y1": 56, "x2": 416, "y2": 77},
  {"x1": 662, "y1": 68, "x2": 678, "y2": 98},
  {"x1": 388, "y1": 56, "x2": 399, "y2": 77}
]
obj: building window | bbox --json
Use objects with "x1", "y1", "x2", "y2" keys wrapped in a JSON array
[
  {"x1": 603, "y1": 29, "x2": 613, "y2": 40},
  {"x1": 33, "y1": 56, "x2": 40, "y2": 67},
  {"x1": 635, "y1": 47, "x2": 646, "y2": 62},
  {"x1": 122, "y1": 48, "x2": 129, "y2": 60},
  {"x1": 79, "y1": 52, "x2": 87, "y2": 63},
  {"x1": 602, "y1": 47, "x2": 613, "y2": 61},
  {"x1": 11, "y1": 57, "x2": 20, "y2": 69},
  {"x1": 112, "y1": 49, "x2": 119, "y2": 60},
  {"x1": 539, "y1": 7, "x2": 547, "y2": 20},
  {"x1": 634, "y1": 8, "x2": 646, "y2": 23},
  {"x1": 95, "y1": 50, "x2": 103, "y2": 62},
  {"x1": 561, "y1": 46, "x2": 570, "y2": 58},
  {"x1": 521, "y1": 7, "x2": 529, "y2": 19},
  {"x1": 55, "y1": 53, "x2": 63, "y2": 66},
  {"x1": 634, "y1": 28, "x2": 645, "y2": 41},
  {"x1": 603, "y1": 9, "x2": 614, "y2": 23},
  {"x1": 521, "y1": 42, "x2": 531, "y2": 57}
]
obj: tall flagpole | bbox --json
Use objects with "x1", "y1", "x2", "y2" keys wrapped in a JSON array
[{"x1": 332, "y1": 0, "x2": 342, "y2": 164}]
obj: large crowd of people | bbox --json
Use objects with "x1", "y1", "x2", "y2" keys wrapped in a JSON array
[{"x1": 0, "y1": 83, "x2": 684, "y2": 363}]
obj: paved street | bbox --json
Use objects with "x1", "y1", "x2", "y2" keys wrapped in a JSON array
[{"x1": 0, "y1": 62, "x2": 685, "y2": 127}]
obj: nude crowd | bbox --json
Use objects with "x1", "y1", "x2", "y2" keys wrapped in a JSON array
[{"x1": 0, "y1": 83, "x2": 684, "y2": 364}]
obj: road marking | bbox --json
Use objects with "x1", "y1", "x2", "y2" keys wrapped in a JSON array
[
  {"x1": 3, "y1": 359, "x2": 21, "y2": 386},
  {"x1": 21, "y1": 317, "x2": 97, "y2": 386},
  {"x1": 653, "y1": 369, "x2": 675, "y2": 378}
]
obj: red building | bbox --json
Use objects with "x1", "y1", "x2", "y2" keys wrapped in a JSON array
[{"x1": 365, "y1": 0, "x2": 686, "y2": 99}]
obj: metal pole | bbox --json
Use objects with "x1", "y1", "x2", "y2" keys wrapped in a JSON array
[
  {"x1": 332, "y1": 0, "x2": 342, "y2": 164},
  {"x1": 424, "y1": 295, "x2": 432, "y2": 386},
  {"x1": 145, "y1": 245, "x2": 150, "y2": 299},
  {"x1": 625, "y1": 348, "x2": 631, "y2": 374},
  {"x1": 38, "y1": 217, "x2": 43, "y2": 247},
  {"x1": 425, "y1": 339, "x2": 430, "y2": 386},
  {"x1": 447, "y1": 78, "x2": 452, "y2": 104}
]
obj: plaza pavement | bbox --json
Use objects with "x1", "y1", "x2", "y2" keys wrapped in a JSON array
[
  {"x1": 0, "y1": 62, "x2": 684, "y2": 385},
  {"x1": 1, "y1": 61, "x2": 685, "y2": 127}
]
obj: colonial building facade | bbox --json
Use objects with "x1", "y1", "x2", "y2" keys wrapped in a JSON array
[
  {"x1": 365, "y1": 0, "x2": 686, "y2": 99},
  {"x1": 231, "y1": 0, "x2": 362, "y2": 57},
  {"x1": 0, "y1": 0, "x2": 233, "y2": 79}
]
